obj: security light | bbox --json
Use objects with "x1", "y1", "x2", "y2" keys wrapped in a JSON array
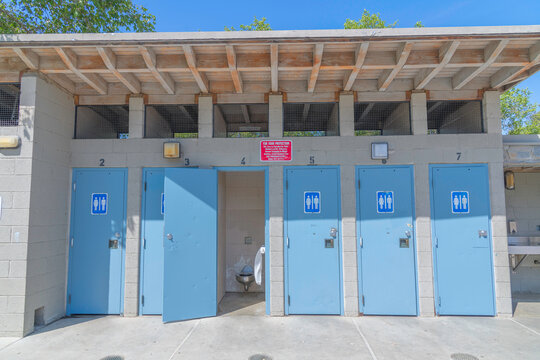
[
  {"x1": 163, "y1": 142, "x2": 180, "y2": 159},
  {"x1": 371, "y1": 142, "x2": 389, "y2": 160},
  {"x1": 0, "y1": 135, "x2": 20, "y2": 149},
  {"x1": 504, "y1": 170, "x2": 515, "y2": 190}
]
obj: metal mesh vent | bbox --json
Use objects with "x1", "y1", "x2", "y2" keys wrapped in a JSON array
[
  {"x1": 145, "y1": 104, "x2": 198, "y2": 138},
  {"x1": 283, "y1": 103, "x2": 339, "y2": 136},
  {"x1": 75, "y1": 105, "x2": 129, "y2": 139},
  {"x1": 354, "y1": 102, "x2": 411, "y2": 136},
  {"x1": 427, "y1": 100, "x2": 484, "y2": 134},
  {"x1": 0, "y1": 84, "x2": 20, "y2": 127},
  {"x1": 214, "y1": 104, "x2": 268, "y2": 138}
]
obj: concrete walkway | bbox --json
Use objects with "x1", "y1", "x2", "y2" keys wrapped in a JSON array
[{"x1": 0, "y1": 315, "x2": 539, "y2": 360}]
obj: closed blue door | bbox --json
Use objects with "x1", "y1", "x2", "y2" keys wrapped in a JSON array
[
  {"x1": 141, "y1": 168, "x2": 164, "y2": 315},
  {"x1": 68, "y1": 168, "x2": 127, "y2": 314},
  {"x1": 163, "y1": 168, "x2": 218, "y2": 322},
  {"x1": 285, "y1": 167, "x2": 342, "y2": 315},
  {"x1": 357, "y1": 166, "x2": 417, "y2": 315},
  {"x1": 430, "y1": 165, "x2": 495, "y2": 315}
]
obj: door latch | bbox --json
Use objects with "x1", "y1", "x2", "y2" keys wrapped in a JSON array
[
  {"x1": 166, "y1": 233, "x2": 173, "y2": 241},
  {"x1": 329, "y1": 227, "x2": 337, "y2": 238},
  {"x1": 324, "y1": 238, "x2": 334, "y2": 248},
  {"x1": 109, "y1": 239, "x2": 119, "y2": 249},
  {"x1": 478, "y1": 230, "x2": 488, "y2": 238}
]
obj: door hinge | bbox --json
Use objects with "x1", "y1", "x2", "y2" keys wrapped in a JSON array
[
  {"x1": 359, "y1": 236, "x2": 363, "y2": 248},
  {"x1": 72, "y1": 182, "x2": 76, "y2": 191},
  {"x1": 287, "y1": 237, "x2": 290, "y2": 248},
  {"x1": 144, "y1": 182, "x2": 147, "y2": 191},
  {"x1": 285, "y1": 180, "x2": 288, "y2": 190},
  {"x1": 141, "y1": 295, "x2": 145, "y2": 306},
  {"x1": 362, "y1": 295, "x2": 365, "y2": 306},
  {"x1": 435, "y1": 237, "x2": 439, "y2": 248},
  {"x1": 70, "y1": 237, "x2": 74, "y2": 247},
  {"x1": 358, "y1": 179, "x2": 361, "y2": 189},
  {"x1": 288, "y1": 295, "x2": 290, "y2": 306},
  {"x1": 68, "y1": 294, "x2": 71, "y2": 304},
  {"x1": 438, "y1": 296, "x2": 441, "y2": 307},
  {"x1": 143, "y1": 238, "x2": 147, "y2": 249}
]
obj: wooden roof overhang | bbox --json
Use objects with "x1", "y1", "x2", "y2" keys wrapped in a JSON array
[{"x1": 0, "y1": 26, "x2": 539, "y2": 104}]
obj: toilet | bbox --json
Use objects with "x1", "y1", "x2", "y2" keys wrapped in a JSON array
[{"x1": 235, "y1": 265, "x2": 255, "y2": 292}]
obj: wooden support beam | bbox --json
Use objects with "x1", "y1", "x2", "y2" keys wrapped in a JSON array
[
  {"x1": 97, "y1": 47, "x2": 141, "y2": 93},
  {"x1": 491, "y1": 41, "x2": 540, "y2": 88},
  {"x1": 139, "y1": 46, "x2": 175, "y2": 95},
  {"x1": 271, "y1": 44, "x2": 278, "y2": 92},
  {"x1": 183, "y1": 45, "x2": 209, "y2": 93},
  {"x1": 453, "y1": 39, "x2": 509, "y2": 90},
  {"x1": 308, "y1": 43, "x2": 324, "y2": 93},
  {"x1": 226, "y1": 45, "x2": 243, "y2": 93},
  {"x1": 359, "y1": 102, "x2": 374, "y2": 120},
  {"x1": 13, "y1": 48, "x2": 39, "y2": 70},
  {"x1": 302, "y1": 103, "x2": 311, "y2": 122},
  {"x1": 344, "y1": 42, "x2": 369, "y2": 91},
  {"x1": 178, "y1": 105, "x2": 194, "y2": 122},
  {"x1": 415, "y1": 41, "x2": 460, "y2": 90},
  {"x1": 378, "y1": 42, "x2": 413, "y2": 91},
  {"x1": 48, "y1": 74, "x2": 76, "y2": 94},
  {"x1": 240, "y1": 104, "x2": 250, "y2": 123},
  {"x1": 55, "y1": 47, "x2": 108, "y2": 95}
]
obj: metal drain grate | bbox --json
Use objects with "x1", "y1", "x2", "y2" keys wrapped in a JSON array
[
  {"x1": 248, "y1": 354, "x2": 273, "y2": 360},
  {"x1": 100, "y1": 356, "x2": 124, "y2": 360},
  {"x1": 450, "y1": 353, "x2": 479, "y2": 360}
]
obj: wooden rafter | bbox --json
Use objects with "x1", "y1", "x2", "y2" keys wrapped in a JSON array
[
  {"x1": 415, "y1": 41, "x2": 460, "y2": 90},
  {"x1": 378, "y1": 41, "x2": 413, "y2": 91},
  {"x1": 308, "y1": 44, "x2": 324, "y2": 93},
  {"x1": 97, "y1": 47, "x2": 141, "y2": 94},
  {"x1": 55, "y1": 47, "x2": 108, "y2": 95},
  {"x1": 226, "y1": 45, "x2": 242, "y2": 93},
  {"x1": 344, "y1": 42, "x2": 369, "y2": 91},
  {"x1": 13, "y1": 48, "x2": 39, "y2": 70},
  {"x1": 270, "y1": 44, "x2": 278, "y2": 92},
  {"x1": 240, "y1": 104, "x2": 250, "y2": 123},
  {"x1": 183, "y1": 45, "x2": 209, "y2": 93},
  {"x1": 453, "y1": 39, "x2": 509, "y2": 90},
  {"x1": 139, "y1": 46, "x2": 175, "y2": 95},
  {"x1": 491, "y1": 41, "x2": 540, "y2": 88}
]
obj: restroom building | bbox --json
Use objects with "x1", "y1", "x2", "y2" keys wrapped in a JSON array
[{"x1": 0, "y1": 26, "x2": 539, "y2": 336}]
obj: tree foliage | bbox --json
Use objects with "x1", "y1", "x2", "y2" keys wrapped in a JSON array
[
  {"x1": 344, "y1": 9, "x2": 423, "y2": 29},
  {"x1": 225, "y1": 17, "x2": 271, "y2": 31},
  {"x1": 500, "y1": 88, "x2": 540, "y2": 134},
  {"x1": 0, "y1": 0, "x2": 155, "y2": 34}
]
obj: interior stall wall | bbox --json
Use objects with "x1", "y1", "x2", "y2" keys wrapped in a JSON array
[
  {"x1": 214, "y1": 107, "x2": 227, "y2": 138},
  {"x1": 439, "y1": 101, "x2": 480, "y2": 134},
  {"x1": 327, "y1": 103, "x2": 339, "y2": 136},
  {"x1": 76, "y1": 107, "x2": 116, "y2": 139},
  {"x1": 225, "y1": 172, "x2": 265, "y2": 292},
  {"x1": 505, "y1": 172, "x2": 540, "y2": 293},
  {"x1": 217, "y1": 172, "x2": 227, "y2": 302},
  {"x1": 383, "y1": 103, "x2": 410, "y2": 135},
  {"x1": 145, "y1": 106, "x2": 172, "y2": 138}
]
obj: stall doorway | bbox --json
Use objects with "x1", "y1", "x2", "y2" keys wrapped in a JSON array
[{"x1": 217, "y1": 170, "x2": 267, "y2": 316}]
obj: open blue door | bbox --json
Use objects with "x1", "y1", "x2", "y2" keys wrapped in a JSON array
[
  {"x1": 163, "y1": 168, "x2": 218, "y2": 322},
  {"x1": 430, "y1": 164, "x2": 495, "y2": 316},
  {"x1": 357, "y1": 166, "x2": 417, "y2": 315}
]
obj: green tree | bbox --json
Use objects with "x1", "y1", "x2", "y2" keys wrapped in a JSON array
[
  {"x1": 225, "y1": 17, "x2": 271, "y2": 31},
  {"x1": 0, "y1": 0, "x2": 155, "y2": 34},
  {"x1": 344, "y1": 9, "x2": 423, "y2": 29},
  {"x1": 500, "y1": 88, "x2": 540, "y2": 134}
]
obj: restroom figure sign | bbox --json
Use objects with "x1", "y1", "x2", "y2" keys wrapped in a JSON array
[
  {"x1": 376, "y1": 191, "x2": 394, "y2": 213},
  {"x1": 91, "y1": 193, "x2": 108, "y2": 215},
  {"x1": 451, "y1": 191, "x2": 469, "y2": 214},
  {"x1": 304, "y1": 191, "x2": 321, "y2": 213}
]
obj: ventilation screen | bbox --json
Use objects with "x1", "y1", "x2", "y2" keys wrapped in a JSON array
[
  {"x1": 283, "y1": 103, "x2": 339, "y2": 136},
  {"x1": 146, "y1": 104, "x2": 198, "y2": 138},
  {"x1": 75, "y1": 105, "x2": 129, "y2": 139},
  {"x1": 214, "y1": 104, "x2": 268, "y2": 138},
  {"x1": 427, "y1": 100, "x2": 484, "y2": 134},
  {"x1": 354, "y1": 102, "x2": 411, "y2": 136},
  {"x1": 0, "y1": 84, "x2": 20, "y2": 127}
]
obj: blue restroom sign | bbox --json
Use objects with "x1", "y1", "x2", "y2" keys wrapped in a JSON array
[
  {"x1": 91, "y1": 193, "x2": 108, "y2": 215},
  {"x1": 161, "y1": 193, "x2": 165, "y2": 215},
  {"x1": 377, "y1": 191, "x2": 394, "y2": 213},
  {"x1": 304, "y1": 191, "x2": 321, "y2": 213},
  {"x1": 451, "y1": 191, "x2": 469, "y2": 214}
]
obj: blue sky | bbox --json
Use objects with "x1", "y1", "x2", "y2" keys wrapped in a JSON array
[{"x1": 138, "y1": 0, "x2": 539, "y2": 105}]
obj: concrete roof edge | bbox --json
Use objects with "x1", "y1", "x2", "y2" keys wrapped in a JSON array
[
  {"x1": 1, "y1": 25, "x2": 540, "y2": 45},
  {"x1": 503, "y1": 134, "x2": 540, "y2": 144}
]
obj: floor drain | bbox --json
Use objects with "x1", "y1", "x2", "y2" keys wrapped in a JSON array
[
  {"x1": 451, "y1": 353, "x2": 479, "y2": 360},
  {"x1": 100, "y1": 356, "x2": 124, "y2": 360},
  {"x1": 248, "y1": 354, "x2": 273, "y2": 360}
]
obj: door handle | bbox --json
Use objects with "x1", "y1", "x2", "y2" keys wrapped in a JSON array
[
  {"x1": 329, "y1": 227, "x2": 337, "y2": 238},
  {"x1": 166, "y1": 233, "x2": 173, "y2": 241},
  {"x1": 478, "y1": 230, "x2": 488, "y2": 238}
]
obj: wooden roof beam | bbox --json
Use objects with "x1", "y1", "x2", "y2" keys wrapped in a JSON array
[
  {"x1": 139, "y1": 46, "x2": 175, "y2": 95},
  {"x1": 55, "y1": 47, "x2": 107, "y2": 95},
  {"x1": 307, "y1": 43, "x2": 324, "y2": 93},
  {"x1": 271, "y1": 44, "x2": 278, "y2": 92},
  {"x1": 378, "y1": 42, "x2": 413, "y2": 92},
  {"x1": 240, "y1": 104, "x2": 250, "y2": 123},
  {"x1": 415, "y1": 41, "x2": 460, "y2": 90},
  {"x1": 226, "y1": 45, "x2": 243, "y2": 94},
  {"x1": 13, "y1": 48, "x2": 39, "y2": 70},
  {"x1": 491, "y1": 41, "x2": 540, "y2": 88},
  {"x1": 183, "y1": 45, "x2": 209, "y2": 94},
  {"x1": 97, "y1": 47, "x2": 141, "y2": 94},
  {"x1": 453, "y1": 39, "x2": 509, "y2": 90},
  {"x1": 344, "y1": 42, "x2": 369, "y2": 91}
]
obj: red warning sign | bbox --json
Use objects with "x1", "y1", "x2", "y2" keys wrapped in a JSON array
[{"x1": 260, "y1": 140, "x2": 292, "y2": 162}]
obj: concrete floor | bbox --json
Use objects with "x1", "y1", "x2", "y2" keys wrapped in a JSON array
[
  {"x1": 218, "y1": 292, "x2": 266, "y2": 316},
  {"x1": 1, "y1": 315, "x2": 539, "y2": 360}
]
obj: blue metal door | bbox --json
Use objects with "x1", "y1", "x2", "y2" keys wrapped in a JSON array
[
  {"x1": 430, "y1": 164, "x2": 495, "y2": 315},
  {"x1": 163, "y1": 168, "x2": 218, "y2": 322},
  {"x1": 357, "y1": 166, "x2": 417, "y2": 315},
  {"x1": 141, "y1": 168, "x2": 164, "y2": 315},
  {"x1": 285, "y1": 167, "x2": 342, "y2": 315},
  {"x1": 68, "y1": 168, "x2": 127, "y2": 314}
]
